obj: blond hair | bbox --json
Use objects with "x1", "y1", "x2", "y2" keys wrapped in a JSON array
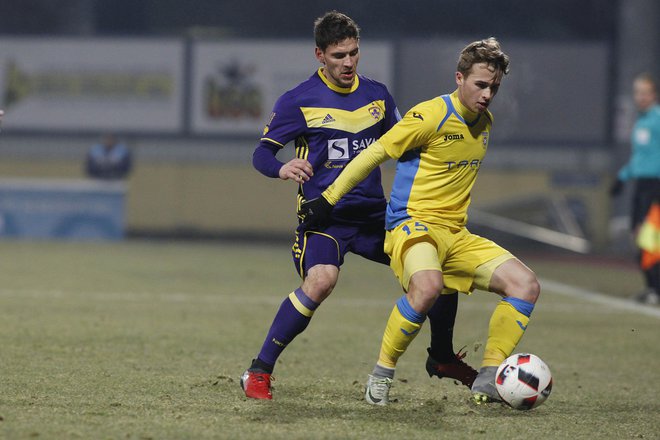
[{"x1": 457, "y1": 37, "x2": 510, "y2": 77}]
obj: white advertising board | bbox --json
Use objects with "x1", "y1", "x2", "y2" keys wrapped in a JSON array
[
  {"x1": 0, "y1": 38, "x2": 185, "y2": 132},
  {"x1": 398, "y1": 39, "x2": 609, "y2": 143},
  {"x1": 190, "y1": 40, "x2": 393, "y2": 135}
]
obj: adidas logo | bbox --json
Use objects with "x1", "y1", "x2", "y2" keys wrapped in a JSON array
[{"x1": 322, "y1": 113, "x2": 335, "y2": 124}]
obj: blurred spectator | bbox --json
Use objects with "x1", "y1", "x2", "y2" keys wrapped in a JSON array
[
  {"x1": 610, "y1": 73, "x2": 660, "y2": 304},
  {"x1": 85, "y1": 133, "x2": 132, "y2": 180}
]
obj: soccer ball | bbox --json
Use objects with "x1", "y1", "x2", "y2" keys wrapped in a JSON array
[{"x1": 495, "y1": 353, "x2": 553, "y2": 410}]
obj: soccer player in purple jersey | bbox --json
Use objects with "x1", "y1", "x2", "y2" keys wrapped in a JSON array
[
  {"x1": 302, "y1": 38, "x2": 541, "y2": 406},
  {"x1": 240, "y1": 11, "x2": 476, "y2": 400}
]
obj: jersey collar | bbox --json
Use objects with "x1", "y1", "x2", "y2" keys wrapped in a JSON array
[
  {"x1": 450, "y1": 90, "x2": 481, "y2": 124},
  {"x1": 317, "y1": 68, "x2": 360, "y2": 94}
]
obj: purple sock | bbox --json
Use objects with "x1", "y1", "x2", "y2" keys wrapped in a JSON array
[{"x1": 256, "y1": 288, "x2": 319, "y2": 369}]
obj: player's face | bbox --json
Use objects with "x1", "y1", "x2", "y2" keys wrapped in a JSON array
[
  {"x1": 455, "y1": 62, "x2": 503, "y2": 113},
  {"x1": 315, "y1": 38, "x2": 360, "y2": 88},
  {"x1": 633, "y1": 78, "x2": 657, "y2": 112}
]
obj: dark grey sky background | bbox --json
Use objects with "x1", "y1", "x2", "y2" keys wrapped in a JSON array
[{"x1": 0, "y1": 0, "x2": 616, "y2": 40}]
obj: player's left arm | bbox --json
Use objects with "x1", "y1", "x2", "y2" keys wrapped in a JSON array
[{"x1": 383, "y1": 89, "x2": 402, "y2": 131}]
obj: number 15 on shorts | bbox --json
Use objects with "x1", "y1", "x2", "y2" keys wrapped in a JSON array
[{"x1": 402, "y1": 221, "x2": 428, "y2": 235}]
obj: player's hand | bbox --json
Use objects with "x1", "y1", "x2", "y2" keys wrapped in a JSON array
[
  {"x1": 609, "y1": 179, "x2": 624, "y2": 197},
  {"x1": 298, "y1": 196, "x2": 333, "y2": 228},
  {"x1": 279, "y1": 159, "x2": 313, "y2": 184}
]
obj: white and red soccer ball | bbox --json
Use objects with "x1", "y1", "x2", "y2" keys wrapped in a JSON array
[{"x1": 495, "y1": 353, "x2": 553, "y2": 410}]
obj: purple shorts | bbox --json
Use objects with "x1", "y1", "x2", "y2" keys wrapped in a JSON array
[{"x1": 291, "y1": 222, "x2": 389, "y2": 277}]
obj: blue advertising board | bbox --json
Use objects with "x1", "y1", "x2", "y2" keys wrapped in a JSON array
[{"x1": 0, "y1": 178, "x2": 126, "y2": 240}]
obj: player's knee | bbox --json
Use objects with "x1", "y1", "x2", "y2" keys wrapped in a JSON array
[
  {"x1": 509, "y1": 270, "x2": 540, "y2": 303},
  {"x1": 408, "y1": 271, "x2": 443, "y2": 311},
  {"x1": 302, "y1": 265, "x2": 339, "y2": 303},
  {"x1": 304, "y1": 279, "x2": 336, "y2": 302}
]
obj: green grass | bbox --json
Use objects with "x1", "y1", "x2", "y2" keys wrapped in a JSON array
[{"x1": 0, "y1": 240, "x2": 658, "y2": 439}]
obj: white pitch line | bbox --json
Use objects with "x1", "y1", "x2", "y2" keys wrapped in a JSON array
[
  {"x1": 2, "y1": 279, "x2": 660, "y2": 320},
  {"x1": 540, "y1": 278, "x2": 660, "y2": 320}
]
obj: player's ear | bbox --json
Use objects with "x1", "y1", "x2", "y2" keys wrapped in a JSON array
[
  {"x1": 455, "y1": 71, "x2": 464, "y2": 87},
  {"x1": 315, "y1": 47, "x2": 325, "y2": 65}
]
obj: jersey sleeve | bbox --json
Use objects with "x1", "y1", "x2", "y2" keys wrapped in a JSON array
[
  {"x1": 382, "y1": 88, "x2": 402, "y2": 133},
  {"x1": 252, "y1": 141, "x2": 284, "y2": 178},
  {"x1": 323, "y1": 142, "x2": 390, "y2": 205},
  {"x1": 379, "y1": 99, "x2": 445, "y2": 159},
  {"x1": 260, "y1": 92, "x2": 306, "y2": 147}
]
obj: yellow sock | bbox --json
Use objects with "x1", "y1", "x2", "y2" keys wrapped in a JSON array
[
  {"x1": 482, "y1": 298, "x2": 534, "y2": 368},
  {"x1": 377, "y1": 296, "x2": 425, "y2": 369}
]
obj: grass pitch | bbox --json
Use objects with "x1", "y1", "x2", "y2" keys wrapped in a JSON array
[{"x1": 0, "y1": 240, "x2": 658, "y2": 439}]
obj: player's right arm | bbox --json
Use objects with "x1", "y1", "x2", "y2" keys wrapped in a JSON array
[
  {"x1": 322, "y1": 142, "x2": 390, "y2": 204},
  {"x1": 252, "y1": 141, "x2": 313, "y2": 183},
  {"x1": 299, "y1": 141, "x2": 389, "y2": 227},
  {"x1": 252, "y1": 93, "x2": 313, "y2": 183},
  {"x1": 301, "y1": 101, "x2": 439, "y2": 226},
  {"x1": 323, "y1": 99, "x2": 439, "y2": 204}
]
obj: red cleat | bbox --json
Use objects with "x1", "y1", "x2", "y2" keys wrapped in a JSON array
[{"x1": 240, "y1": 370, "x2": 273, "y2": 400}]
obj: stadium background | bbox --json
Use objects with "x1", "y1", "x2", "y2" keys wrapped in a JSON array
[
  {"x1": 1, "y1": 3, "x2": 660, "y2": 438},
  {"x1": 0, "y1": 0, "x2": 658, "y2": 254}
]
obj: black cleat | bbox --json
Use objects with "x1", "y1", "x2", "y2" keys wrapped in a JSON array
[{"x1": 426, "y1": 347, "x2": 478, "y2": 388}]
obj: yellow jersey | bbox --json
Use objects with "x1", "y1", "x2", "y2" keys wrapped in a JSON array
[{"x1": 382, "y1": 90, "x2": 492, "y2": 230}]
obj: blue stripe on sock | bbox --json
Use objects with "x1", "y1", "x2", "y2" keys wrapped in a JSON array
[
  {"x1": 396, "y1": 295, "x2": 426, "y2": 323},
  {"x1": 503, "y1": 297, "x2": 534, "y2": 317},
  {"x1": 294, "y1": 288, "x2": 319, "y2": 311}
]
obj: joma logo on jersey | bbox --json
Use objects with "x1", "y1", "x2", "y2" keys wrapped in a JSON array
[
  {"x1": 444, "y1": 133, "x2": 465, "y2": 142},
  {"x1": 327, "y1": 138, "x2": 350, "y2": 160},
  {"x1": 445, "y1": 159, "x2": 482, "y2": 170}
]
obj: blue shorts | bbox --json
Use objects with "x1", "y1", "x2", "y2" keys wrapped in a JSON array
[{"x1": 291, "y1": 222, "x2": 389, "y2": 278}]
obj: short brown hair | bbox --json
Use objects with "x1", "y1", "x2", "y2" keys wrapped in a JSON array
[
  {"x1": 457, "y1": 37, "x2": 510, "y2": 77},
  {"x1": 313, "y1": 11, "x2": 360, "y2": 51}
]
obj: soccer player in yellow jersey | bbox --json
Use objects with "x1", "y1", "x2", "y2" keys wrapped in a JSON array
[{"x1": 300, "y1": 37, "x2": 540, "y2": 405}]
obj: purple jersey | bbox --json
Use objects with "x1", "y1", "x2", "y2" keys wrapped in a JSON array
[{"x1": 259, "y1": 69, "x2": 400, "y2": 224}]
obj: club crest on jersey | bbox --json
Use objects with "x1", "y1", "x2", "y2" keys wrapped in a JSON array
[
  {"x1": 368, "y1": 105, "x2": 382, "y2": 120},
  {"x1": 482, "y1": 131, "x2": 489, "y2": 147},
  {"x1": 262, "y1": 112, "x2": 276, "y2": 135},
  {"x1": 322, "y1": 113, "x2": 336, "y2": 124},
  {"x1": 327, "y1": 138, "x2": 350, "y2": 160},
  {"x1": 261, "y1": 112, "x2": 275, "y2": 136}
]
